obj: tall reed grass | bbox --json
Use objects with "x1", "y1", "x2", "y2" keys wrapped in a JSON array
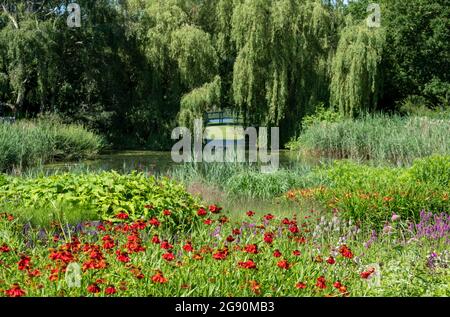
[
  {"x1": 170, "y1": 162, "x2": 330, "y2": 200},
  {"x1": 290, "y1": 115, "x2": 450, "y2": 166},
  {"x1": 0, "y1": 117, "x2": 104, "y2": 172}
]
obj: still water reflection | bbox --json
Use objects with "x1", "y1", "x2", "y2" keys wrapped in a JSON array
[{"x1": 43, "y1": 150, "x2": 311, "y2": 175}]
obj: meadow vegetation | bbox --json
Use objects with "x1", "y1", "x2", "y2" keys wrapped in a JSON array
[{"x1": 0, "y1": 117, "x2": 104, "y2": 172}]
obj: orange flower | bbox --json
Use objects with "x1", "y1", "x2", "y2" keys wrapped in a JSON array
[
  {"x1": 249, "y1": 280, "x2": 261, "y2": 295},
  {"x1": 151, "y1": 271, "x2": 168, "y2": 284}
]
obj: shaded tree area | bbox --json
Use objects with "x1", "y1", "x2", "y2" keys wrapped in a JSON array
[{"x1": 0, "y1": 0, "x2": 448, "y2": 149}]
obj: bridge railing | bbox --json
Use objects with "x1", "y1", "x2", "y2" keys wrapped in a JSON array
[{"x1": 204, "y1": 110, "x2": 245, "y2": 126}]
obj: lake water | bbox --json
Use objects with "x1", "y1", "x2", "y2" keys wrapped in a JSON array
[{"x1": 43, "y1": 150, "x2": 311, "y2": 175}]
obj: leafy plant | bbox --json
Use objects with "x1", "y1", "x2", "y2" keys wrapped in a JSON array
[{"x1": 0, "y1": 171, "x2": 201, "y2": 231}]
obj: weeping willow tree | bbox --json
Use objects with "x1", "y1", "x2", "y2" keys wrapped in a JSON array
[
  {"x1": 170, "y1": 25, "x2": 218, "y2": 90},
  {"x1": 231, "y1": 0, "x2": 336, "y2": 130},
  {"x1": 330, "y1": 19, "x2": 385, "y2": 116},
  {"x1": 0, "y1": 6, "x2": 59, "y2": 114},
  {"x1": 178, "y1": 75, "x2": 221, "y2": 129},
  {"x1": 214, "y1": 0, "x2": 238, "y2": 60}
]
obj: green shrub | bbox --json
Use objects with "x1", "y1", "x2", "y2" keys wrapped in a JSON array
[
  {"x1": 0, "y1": 171, "x2": 201, "y2": 230},
  {"x1": 407, "y1": 155, "x2": 450, "y2": 187},
  {"x1": 301, "y1": 103, "x2": 344, "y2": 130}
]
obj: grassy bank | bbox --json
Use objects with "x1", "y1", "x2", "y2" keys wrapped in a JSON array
[
  {"x1": 170, "y1": 156, "x2": 450, "y2": 225},
  {"x1": 0, "y1": 117, "x2": 104, "y2": 172},
  {"x1": 288, "y1": 115, "x2": 450, "y2": 165}
]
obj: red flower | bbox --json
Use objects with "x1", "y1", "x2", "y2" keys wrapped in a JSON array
[
  {"x1": 339, "y1": 286, "x2": 348, "y2": 294},
  {"x1": 232, "y1": 229, "x2": 241, "y2": 235},
  {"x1": 339, "y1": 245, "x2": 354, "y2": 259},
  {"x1": 102, "y1": 235, "x2": 115, "y2": 250},
  {"x1": 212, "y1": 248, "x2": 228, "y2": 260},
  {"x1": 238, "y1": 259, "x2": 257, "y2": 269},
  {"x1": 333, "y1": 281, "x2": 342, "y2": 289},
  {"x1": 360, "y1": 268, "x2": 375, "y2": 279},
  {"x1": 87, "y1": 283, "x2": 101, "y2": 294},
  {"x1": 203, "y1": 218, "x2": 212, "y2": 225},
  {"x1": 244, "y1": 244, "x2": 258, "y2": 254},
  {"x1": 116, "y1": 250, "x2": 130, "y2": 263},
  {"x1": 162, "y1": 252, "x2": 175, "y2": 261},
  {"x1": 292, "y1": 250, "x2": 301, "y2": 256},
  {"x1": 326, "y1": 257, "x2": 336, "y2": 265},
  {"x1": 151, "y1": 235, "x2": 160, "y2": 244},
  {"x1": 316, "y1": 276, "x2": 327, "y2": 289},
  {"x1": 105, "y1": 286, "x2": 116, "y2": 295},
  {"x1": 273, "y1": 249, "x2": 282, "y2": 258},
  {"x1": 144, "y1": 204, "x2": 154, "y2": 209},
  {"x1": 49, "y1": 268, "x2": 59, "y2": 281},
  {"x1": 246, "y1": 211, "x2": 255, "y2": 217},
  {"x1": 277, "y1": 260, "x2": 290, "y2": 270},
  {"x1": 264, "y1": 214, "x2": 275, "y2": 220},
  {"x1": 97, "y1": 224, "x2": 106, "y2": 231},
  {"x1": 282, "y1": 218, "x2": 291, "y2": 225},
  {"x1": 149, "y1": 217, "x2": 160, "y2": 227},
  {"x1": 0, "y1": 243, "x2": 10, "y2": 253},
  {"x1": 209, "y1": 204, "x2": 222, "y2": 214},
  {"x1": 226, "y1": 235, "x2": 235, "y2": 243},
  {"x1": 49, "y1": 250, "x2": 74, "y2": 264},
  {"x1": 197, "y1": 208, "x2": 207, "y2": 216},
  {"x1": 5, "y1": 284, "x2": 25, "y2": 297},
  {"x1": 125, "y1": 234, "x2": 146, "y2": 253},
  {"x1": 131, "y1": 220, "x2": 147, "y2": 230},
  {"x1": 183, "y1": 243, "x2": 193, "y2": 252},
  {"x1": 18, "y1": 255, "x2": 31, "y2": 271},
  {"x1": 151, "y1": 271, "x2": 168, "y2": 284},
  {"x1": 116, "y1": 212, "x2": 129, "y2": 220},
  {"x1": 212, "y1": 252, "x2": 227, "y2": 260},
  {"x1": 163, "y1": 209, "x2": 171, "y2": 216},
  {"x1": 263, "y1": 233, "x2": 274, "y2": 244},
  {"x1": 289, "y1": 224, "x2": 299, "y2": 234},
  {"x1": 219, "y1": 216, "x2": 229, "y2": 224},
  {"x1": 160, "y1": 240, "x2": 173, "y2": 250},
  {"x1": 28, "y1": 269, "x2": 41, "y2": 278},
  {"x1": 295, "y1": 282, "x2": 307, "y2": 289},
  {"x1": 95, "y1": 278, "x2": 105, "y2": 284}
]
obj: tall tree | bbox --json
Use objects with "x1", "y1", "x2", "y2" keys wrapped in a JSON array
[
  {"x1": 231, "y1": 0, "x2": 335, "y2": 134},
  {"x1": 330, "y1": 18, "x2": 385, "y2": 116}
]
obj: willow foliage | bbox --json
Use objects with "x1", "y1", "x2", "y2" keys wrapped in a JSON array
[
  {"x1": 178, "y1": 75, "x2": 221, "y2": 129},
  {"x1": 170, "y1": 25, "x2": 218, "y2": 90},
  {"x1": 214, "y1": 0, "x2": 238, "y2": 60},
  {"x1": 330, "y1": 20, "x2": 385, "y2": 116},
  {"x1": 144, "y1": 1, "x2": 188, "y2": 73},
  {"x1": 231, "y1": 0, "x2": 335, "y2": 126}
]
